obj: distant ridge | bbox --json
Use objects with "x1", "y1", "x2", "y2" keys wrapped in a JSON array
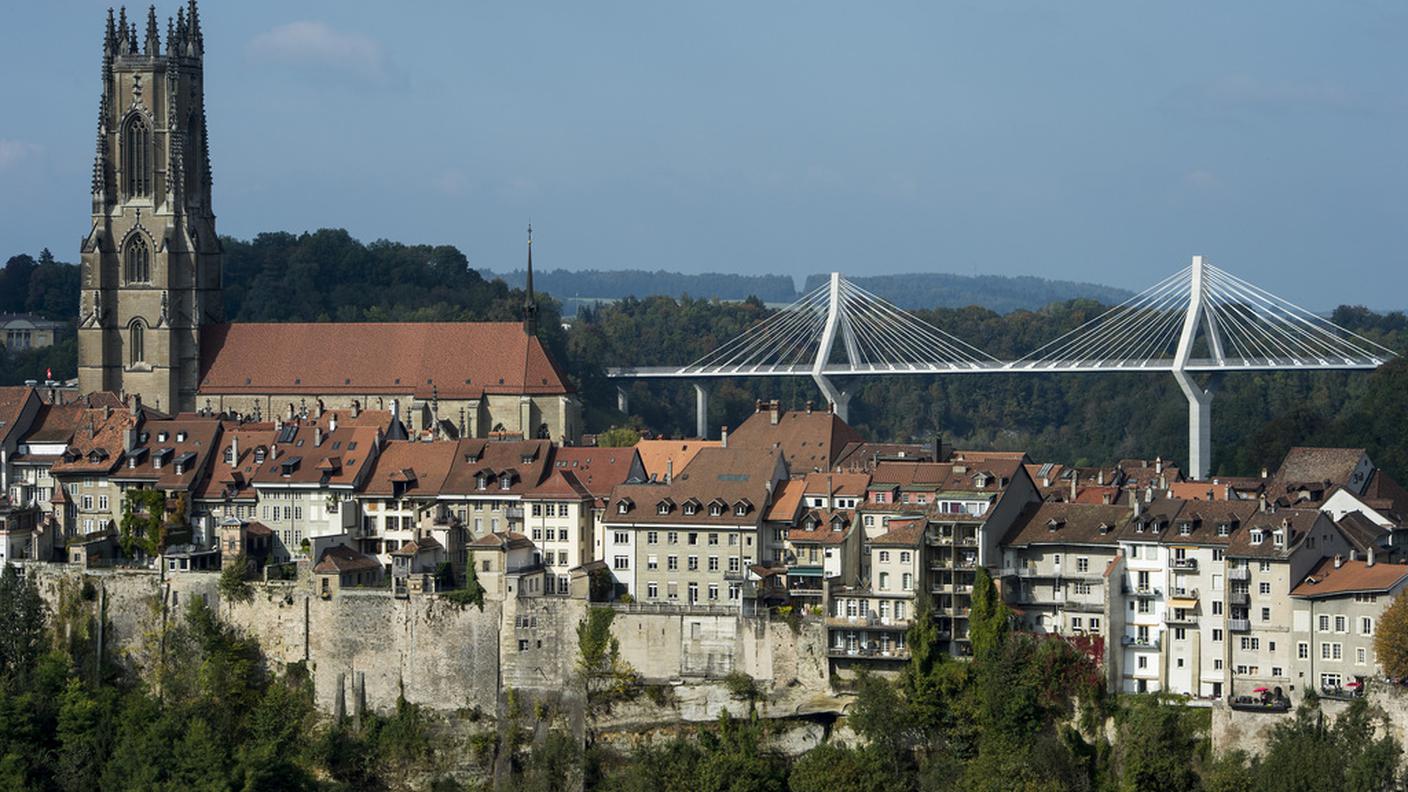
[{"x1": 492, "y1": 268, "x2": 1133, "y2": 314}]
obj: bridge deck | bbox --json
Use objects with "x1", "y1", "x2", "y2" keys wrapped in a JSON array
[{"x1": 606, "y1": 358, "x2": 1386, "y2": 378}]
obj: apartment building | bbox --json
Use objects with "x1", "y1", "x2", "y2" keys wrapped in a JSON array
[
  {"x1": 1291, "y1": 556, "x2": 1408, "y2": 694},
  {"x1": 438, "y1": 439, "x2": 554, "y2": 539},
  {"x1": 999, "y1": 501, "x2": 1125, "y2": 640},
  {"x1": 828, "y1": 517, "x2": 923, "y2": 666},
  {"x1": 10, "y1": 402, "x2": 88, "y2": 516},
  {"x1": 523, "y1": 469, "x2": 594, "y2": 595},
  {"x1": 356, "y1": 440, "x2": 458, "y2": 573},
  {"x1": 601, "y1": 447, "x2": 786, "y2": 607}
]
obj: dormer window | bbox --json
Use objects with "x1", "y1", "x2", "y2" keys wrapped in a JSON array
[
  {"x1": 499, "y1": 474, "x2": 513, "y2": 491},
  {"x1": 657, "y1": 501, "x2": 672, "y2": 515},
  {"x1": 157, "y1": 432, "x2": 168, "y2": 443},
  {"x1": 224, "y1": 446, "x2": 234, "y2": 464},
  {"x1": 734, "y1": 500, "x2": 750, "y2": 516},
  {"x1": 175, "y1": 431, "x2": 187, "y2": 443},
  {"x1": 1250, "y1": 529, "x2": 1265, "y2": 545},
  {"x1": 1273, "y1": 530, "x2": 1285, "y2": 548},
  {"x1": 684, "y1": 502, "x2": 698, "y2": 516},
  {"x1": 616, "y1": 498, "x2": 633, "y2": 514},
  {"x1": 1179, "y1": 522, "x2": 1192, "y2": 536},
  {"x1": 253, "y1": 447, "x2": 266, "y2": 464},
  {"x1": 1217, "y1": 522, "x2": 1231, "y2": 537}
]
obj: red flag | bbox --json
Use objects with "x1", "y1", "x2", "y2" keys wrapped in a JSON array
[{"x1": 45, "y1": 368, "x2": 52, "y2": 380}]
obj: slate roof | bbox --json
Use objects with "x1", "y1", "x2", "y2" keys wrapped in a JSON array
[{"x1": 199, "y1": 322, "x2": 572, "y2": 399}]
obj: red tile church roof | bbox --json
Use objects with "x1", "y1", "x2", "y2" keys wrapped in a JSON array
[{"x1": 198, "y1": 322, "x2": 572, "y2": 399}]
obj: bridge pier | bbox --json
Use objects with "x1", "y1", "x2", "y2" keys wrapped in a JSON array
[
  {"x1": 616, "y1": 385, "x2": 629, "y2": 415},
  {"x1": 1174, "y1": 370, "x2": 1212, "y2": 481},
  {"x1": 810, "y1": 373, "x2": 849, "y2": 423},
  {"x1": 693, "y1": 383, "x2": 708, "y2": 439}
]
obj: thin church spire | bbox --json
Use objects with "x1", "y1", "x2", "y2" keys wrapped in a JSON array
[{"x1": 523, "y1": 223, "x2": 539, "y2": 336}]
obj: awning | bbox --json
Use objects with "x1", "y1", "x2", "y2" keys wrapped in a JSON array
[
  {"x1": 788, "y1": 567, "x2": 824, "y2": 577},
  {"x1": 1170, "y1": 597, "x2": 1198, "y2": 609}
]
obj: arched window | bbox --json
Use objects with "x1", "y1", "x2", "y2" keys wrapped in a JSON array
[
  {"x1": 123, "y1": 114, "x2": 152, "y2": 198},
  {"x1": 129, "y1": 320, "x2": 145, "y2": 366},
  {"x1": 124, "y1": 236, "x2": 150, "y2": 283}
]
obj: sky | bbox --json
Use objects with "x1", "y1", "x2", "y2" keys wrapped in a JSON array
[{"x1": 1, "y1": 1, "x2": 1405, "y2": 310}]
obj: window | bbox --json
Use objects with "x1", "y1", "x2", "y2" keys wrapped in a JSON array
[
  {"x1": 646, "y1": 582, "x2": 658, "y2": 599},
  {"x1": 1361, "y1": 617, "x2": 1374, "y2": 636},
  {"x1": 728, "y1": 557, "x2": 740, "y2": 573},
  {"x1": 646, "y1": 555, "x2": 658, "y2": 570},
  {"x1": 128, "y1": 320, "x2": 145, "y2": 365},
  {"x1": 123, "y1": 113, "x2": 151, "y2": 198},
  {"x1": 688, "y1": 533, "x2": 698, "y2": 546},
  {"x1": 613, "y1": 531, "x2": 629, "y2": 545},
  {"x1": 1137, "y1": 656, "x2": 1148, "y2": 670},
  {"x1": 1174, "y1": 627, "x2": 1187, "y2": 641},
  {"x1": 1335, "y1": 615, "x2": 1347, "y2": 633},
  {"x1": 1212, "y1": 629, "x2": 1223, "y2": 642},
  {"x1": 1214, "y1": 659, "x2": 1223, "y2": 670},
  {"x1": 707, "y1": 584, "x2": 719, "y2": 601},
  {"x1": 531, "y1": 503, "x2": 542, "y2": 517},
  {"x1": 1272, "y1": 666, "x2": 1283, "y2": 677},
  {"x1": 1071, "y1": 616, "x2": 1083, "y2": 630},
  {"x1": 1298, "y1": 642, "x2": 1309, "y2": 659},
  {"x1": 612, "y1": 555, "x2": 628, "y2": 570},
  {"x1": 687, "y1": 556, "x2": 699, "y2": 571},
  {"x1": 647, "y1": 531, "x2": 658, "y2": 545},
  {"x1": 1259, "y1": 582, "x2": 1271, "y2": 595},
  {"x1": 900, "y1": 551, "x2": 911, "y2": 564},
  {"x1": 708, "y1": 533, "x2": 719, "y2": 545},
  {"x1": 1259, "y1": 561, "x2": 1271, "y2": 572},
  {"x1": 1261, "y1": 607, "x2": 1271, "y2": 622},
  {"x1": 902, "y1": 573, "x2": 913, "y2": 591},
  {"x1": 708, "y1": 556, "x2": 719, "y2": 572},
  {"x1": 1089, "y1": 617, "x2": 1100, "y2": 631},
  {"x1": 1319, "y1": 615, "x2": 1331, "y2": 631},
  {"x1": 1212, "y1": 601, "x2": 1223, "y2": 615},
  {"x1": 1357, "y1": 647, "x2": 1367, "y2": 665},
  {"x1": 667, "y1": 556, "x2": 678, "y2": 571},
  {"x1": 667, "y1": 532, "x2": 679, "y2": 545},
  {"x1": 879, "y1": 572, "x2": 890, "y2": 590},
  {"x1": 879, "y1": 551, "x2": 890, "y2": 563},
  {"x1": 1076, "y1": 557, "x2": 1089, "y2": 573}
]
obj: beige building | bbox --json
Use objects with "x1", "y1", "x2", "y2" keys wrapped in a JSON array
[
  {"x1": 1291, "y1": 556, "x2": 1408, "y2": 695},
  {"x1": 0, "y1": 315, "x2": 67, "y2": 352},
  {"x1": 602, "y1": 447, "x2": 787, "y2": 608},
  {"x1": 999, "y1": 501, "x2": 1125, "y2": 640}
]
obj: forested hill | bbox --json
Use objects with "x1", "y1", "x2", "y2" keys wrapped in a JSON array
[
  {"x1": 492, "y1": 268, "x2": 1133, "y2": 313},
  {"x1": 801, "y1": 272, "x2": 1134, "y2": 314}
]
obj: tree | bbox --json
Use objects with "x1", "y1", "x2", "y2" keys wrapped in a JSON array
[
  {"x1": 218, "y1": 553, "x2": 254, "y2": 605},
  {"x1": 0, "y1": 564, "x2": 46, "y2": 683},
  {"x1": 1374, "y1": 590, "x2": 1408, "y2": 680},
  {"x1": 597, "y1": 426, "x2": 642, "y2": 447},
  {"x1": 967, "y1": 566, "x2": 1009, "y2": 663},
  {"x1": 54, "y1": 678, "x2": 107, "y2": 792},
  {"x1": 1114, "y1": 696, "x2": 1202, "y2": 792}
]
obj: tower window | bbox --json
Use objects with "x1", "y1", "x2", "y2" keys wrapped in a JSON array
[
  {"x1": 123, "y1": 114, "x2": 152, "y2": 199},
  {"x1": 129, "y1": 321, "x2": 145, "y2": 366},
  {"x1": 124, "y1": 236, "x2": 150, "y2": 283}
]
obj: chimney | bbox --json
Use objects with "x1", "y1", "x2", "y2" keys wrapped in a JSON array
[
  {"x1": 933, "y1": 434, "x2": 943, "y2": 462},
  {"x1": 286, "y1": 403, "x2": 295, "y2": 420},
  {"x1": 1367, "y1": 546, "x2": 1376, "y2": 567},
  {"x1": 132, "y1": 393, "x2": 142, "y2": 414},
  {"x1": 769, "y1": 400, "x2": 781, "y2": 425},
  {"x1": 103, "y1": 404, "x2": 112, "y2": 420},
  {"x1": 315, "y1": 427, "x2": 324, "y2": 447},
  {"x1": 1258, "y1": 493, "x2": 1268, "y2": 513},
  {"x1": 391, "y1": 398, "x2": 400, "y2": 424},
  {"x1": 721, "y1": 426, "x2": 729, "y2": 448},
  {"x1": 1097, "y1": 469, "x2": 1105, "y2": 486},
  {"x1": 316, "y1": 399, "x2": 325, "y2": 418},
  {"x1": 1334, "y1": 554, "x2": 1343, "y2": 569},
  {"x1": 1070, "y1": 475, "x2": 1078, "y2": 502},
  {"x1": 329, "y1": 413, "x2": 338, "y2": 433},
  {"x1": 1260, "y1": 466, "x2": 1269, "y2": 479},
  {"x1": 1155, "y1": 456, "x2": 1163, "y2": 475},
  {"x1": 1144, "y1": 484, "x2": 1154, "y2": 504},
  {"x1": 1158, "y1": 473, "x2": 1167, "y2": 490},
  {"x1": 754, "y1": 400, "x2": 764, "y2": 413},
  {"x1": 805, "y1": 400, "x2": 813, "y2": 414},
  {"x1": 351, "y1": 400, "x2": 361, "y2": 418},
  {"x1": 230, "y1": 433, "x2": 238, "y2": 463},
  {"x1": 124, "y1": 428, "x2": 137, "y2": 453},
  {"x1": 665, "y1": 458, "x2": 673, "y2": 484},
  {"x1": 1130, "y1": 487, "x2": 1142, "y2": 517}
]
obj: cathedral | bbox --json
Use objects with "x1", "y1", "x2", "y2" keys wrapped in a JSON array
[{"x1": 77, "y1": 3, "x2": 581, "y2": 442}]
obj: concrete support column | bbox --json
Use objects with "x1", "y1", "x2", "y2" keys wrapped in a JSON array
[
  {"x1": 616, "y1": 385, "x2": 629, "y2": 414},
  {"x1": 693, "y1": 383, "x2": 709, "y2": 439},
  {"x1": 1173, "y1": 369, "x2": 1212, "y2": 481},
  {"x1": 810, "y1": 373, "x2": 849, "y2": 423}
]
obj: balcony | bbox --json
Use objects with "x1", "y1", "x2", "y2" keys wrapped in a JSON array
[
  {"x1": 505, "y1": 507, "x2": 525, "y2": 522},
  {"x1": 954, "y1": 583, "x2": 973, "y2": 594},
  {"x1": 1229, "y1": 591, "x2": 1250, "y2": 607},
  {"x1": 931, "y1": 582, "x2": 953, "y2": 594},
  {"x1": 1123, "y1": 584, "x2": 1161, "y2": 598},
  {"x1": 1000, "y1": 566, "x2": 1038, "y2": 578},
  {"x1": 1171, "y1": 557, "x2": 1198, "y2": 571},
  {"x1": 1063, "y1": 599, "x2": 1104, "y2": 613},
  {"x1": 1170, "y1": 587, "x2": 1198, "y2": 600},
  {"x1": 1165, "y1": 612, "x2": 1197, "y2": 626},
  {"x1": 959, "y1": 536, "x2": 979, "y2": 547},
  {"x1": 1229, "y1": 567, "x2": 1251, "y2": 582},
  {"x1": 1228, "y1": 618, "x2": 1251, "y2": 632},
  {"x1": 929, "y1": 558, "x2": 952, "y2": 571},
  {"x1": 1120, "y1": 635, "x2": 1160, "y2": 650},
  {"x1": 827, "y1": 645, "x2": 912, "y2": 660}
]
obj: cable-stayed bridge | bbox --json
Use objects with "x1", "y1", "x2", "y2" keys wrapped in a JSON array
[{"x1": 606, "y1": 257, "x2": 1395, "y2": 479}]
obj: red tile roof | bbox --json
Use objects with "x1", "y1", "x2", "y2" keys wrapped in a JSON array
[
  {"x1": 634, "y1": 440, "x2": 719, "y2": 481},
  {"x1": 198, "y1": 322, "x2": 572, "y2": 399},
  {"x1": 526, "y1": 469, "x2": 593, "y2": 500},
  {"x1": 361, "y1": 440, "x2": 458, "y2": 497},
  {"x1": 1291, "y1": 558, "x2": 1408, "y2": 598},
  {"x1": 548, "y1": 447, "x2": 644, "y2": 498},
  {"x1": 727, "y1": 407, "x2": 862, "y2": 473},
  {"x1": 313, "y1": 544, "x2": 382, "y2": 575}
]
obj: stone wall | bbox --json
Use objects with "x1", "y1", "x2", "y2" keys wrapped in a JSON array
[
  {"x1": 23, "y1": 564, "x2": 841, "y2": 727},
  {"x1": 1211, "y1": 685, "x2": 1408, "y2": 757}
]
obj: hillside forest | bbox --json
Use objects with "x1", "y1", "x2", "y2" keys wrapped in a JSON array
[{"x1": 3, "y1": 230, "x2": 1407, "y2": 481}]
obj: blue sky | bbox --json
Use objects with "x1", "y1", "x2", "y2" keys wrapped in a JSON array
[{"x1": 2, "y1": 1, "x2": 1405, "y2": 309}]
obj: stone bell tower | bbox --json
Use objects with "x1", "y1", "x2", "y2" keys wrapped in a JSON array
[{"x1": 78, "y1": 2, "x2": 223, "y2": 414}]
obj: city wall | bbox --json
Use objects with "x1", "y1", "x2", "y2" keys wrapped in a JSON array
[
  {"x1": 1211, "y1": 685, "x2": 1408, "y2": 757},
  {"x1": 23, "y1": 564, "x2": 840, "y2": 731}
]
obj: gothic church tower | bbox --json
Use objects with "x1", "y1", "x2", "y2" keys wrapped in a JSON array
[{"x1": 78, "y1": 2, "x2": 223, "y2": 414}]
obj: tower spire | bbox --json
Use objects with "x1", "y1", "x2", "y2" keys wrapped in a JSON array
[
  {"x1": 144, "y1": 5, "x2": 159, "y2": 55},
  {"x1": 522, "y1": 223, "x2": 538, "y2": 336},
  {"x1": 117, "y1": 7, "x2": 129, "y2": 51}
]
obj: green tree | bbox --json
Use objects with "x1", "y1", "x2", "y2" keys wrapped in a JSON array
[
  {"x1": 1373, "y1": 591, "x2": 1408, "y2": 679},
  {"x1": 597, "y1": 426, "x2": 642, "y2": 447},
  {"x1": 0, "y1": 564, "x2": 46, "y2": 684},
  {"x1": 1115, "y1": 696, "x2": 1202, "y2": 792},
  {"x1": 55, "y1": 678, "x2": 107, "y2": 791},
  {"x1": 218, "y1": 553, "x2": 254, "y2": 606}
]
